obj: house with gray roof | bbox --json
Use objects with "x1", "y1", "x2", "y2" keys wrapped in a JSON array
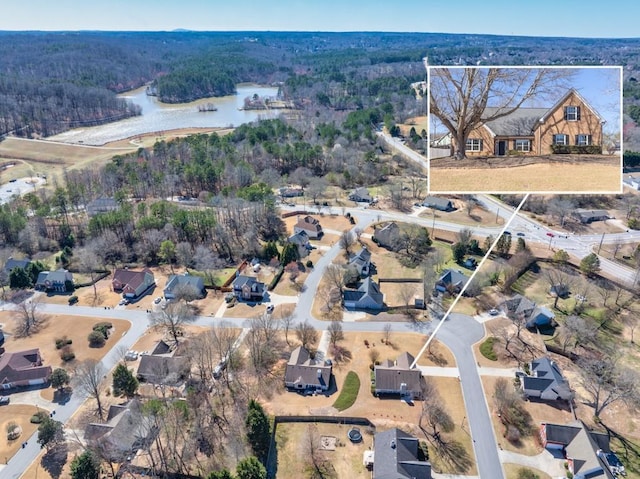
[
  {"x1": 287, "y1": 230, "x2": 311, "y2": 259},
  {"x1": 421, "y1": 196, "x2": 455, "y2": 212},
  {"x1": 500, "y1": 294, "x2": 556, "y2": 329},
  {"x1": 540, "y1": 420, "x2": 614, "y2": 479},
  {"x1": 3, "y1": 257, "x2": 31, "y2": 274},
  {"x1": 463, "y1": 89, "x2": 604, "y2": 157},
  {"x1": 520, "y1": 357, "x2": 572, "y2": 401},
  {"x1": 232, "y1": 275, "x2": 266, "y2": 302},
  {"x1": 163, "y1": 273, "x2": 205, "y2": 300},
  {"x1": 136, "y1": 354, "x2": 190, "y2": 386},
  {"x1": 35, "y1": 268, "x2": 73, "y2": 293},
  {"x1": 436, "y1": 269, "x2": 468, "y2": 295},
  {"x1": 343, "y1": 277, "x2": 384, "y2": 310},
  {"x1": 372, "y1": 428, "x2": 431, "y2": 479},
  {"x1": 284, "y1": 346, "x2": 332, "y2": 392},
  {"x1": 349, "y1": 187, "x2": 373, "y2": 203},
  {"x1": 113, "y1": 268, "x2": 155, "y2": 299},
  {"x1": 86, "y1": 197, "x2": 119, "y2": 217},
  {"x1": 85, "y1": 399, "x2": 154, "y2": 461},
  {"x1": 572, "y1": 209, "x2": 610, "y2": 224},
  {"x1": 373, "y1": 222, "x2": 401, "y2": 251},
  {"x1": 374, "y1": 352, "x2": 423, "y2": 399},
  {"x1": 349, "y1": 246, "x2": 372, "y2": 277}
]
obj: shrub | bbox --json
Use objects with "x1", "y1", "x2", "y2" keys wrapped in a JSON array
[
  {"x1": 479, "y1": 337, "x2": 498, "y2": 361},
  {"x1": 30, "y1": 411, "x2": 48, "y2": 424},
  {"x1": 506, "y1": 425, "x2": 521, "y2": 444},
  {"x1": 60, "y1": 345, "x2": 75, "y2": 362},
  {"x1": 628, "y1": 217, "x2": 640, "y2": 230},
  {"x1": 6, "y1": 421, "x2": 20, "y2": 440},
  {"x1": 551, "y1": 144, "x2": 602, "y2": 155},
  {"x1": 55, "y1": 337, "x2": 73, "y2": 349},
  {"x1": 88, "y1": 330, "x2": 106, "y2": 347},
  {"x1": 305, "y1": 260, "x2": 313, "y2": 268},
  {"x1": 93, "y1": 322, "x2": 113, "y2": 339},
  {"x1": 517, "y1": 468, "x2": 540, "y2": 479}
]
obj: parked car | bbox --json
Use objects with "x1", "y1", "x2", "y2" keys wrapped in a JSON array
[
  {"x1": 488, "y1": 309, "x2": 500, "y2": 316},
  {"x1": 503, "y1": 231, "x2": 511, "y2": 235},
  {"x1": 0, "y1": 396, "x2": 10, "y2": 405},
  {"x1": 266, "y1": 304, "x2": 274, "y2": 314},
  {"x1": 153, "y1": 297, "x2": 162, "y2": 304},
  {"x1": 546, "y1": 232, "x2": 555, "y2": 237},
  {"x1": 516, "y1": 232, "x2": 525, "y2": 237},
  {"x1": 213, "y1": 359, "x2": 228, "y2": 379}
]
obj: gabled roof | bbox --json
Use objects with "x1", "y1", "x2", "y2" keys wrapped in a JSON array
[
  {"x1": 4, "y1": 257, "x2": 31, "y2": 273},
  {"x1": 349, "y1": 247, "x2": 372, "y2": 273},
  {"x1": 295, "y1": 215, "x2": 322, "y2": 233},
  {"x1": 137, "y1": 354, "x2": 189, "y2": 385},
  {"x1": 288, "y1": 230, "x2": 309, "y2": 245},
  {"x1": 523, "y1": 357, "x2": 572, "y2": 400},
  {"x1": 0, "y1": 349, "x2": 51, "y2": 385},
  {"x1": 350, "y1": 187, "x2": 372, "y2": 201},
  {"x1": 438, "y1": 269, "x2": 468, "y2": 288},
  {"x1": 86, "y1": 197, "x2": 119, "y2": 216},
  {"x1": 232, "y1": 275, "x2": 265, "y2": 294},
  {"x1": 113, "y1": 268, "x2": 154, "y2": 291},
  {"x1": 374, "y1": 352, "x2": 422, "y2": 394},
  {"x1": 539, "y1": 88, "x2": 604, "y2": 124},
  {"x1": 164, "y1": 274, "x2": 204, "y2": 294},
  {"x1": 285, "y1": 346, "x2": 331, "y2": 389},
  {"x1": 343, "y1": 276, "x2": 384, "y2": 306},
  {"x1": 373, "y1": 428, "x2": 431, "y2": 479},
  {"x1": 422, "y1": 196, "x2": 454, "y2": 210},
  {"x1": 501, "y1": 294, "x2": 536, "y2": 317},
  {"x1": 36, "y1": 269, "x2": 72, "y2": 286}
]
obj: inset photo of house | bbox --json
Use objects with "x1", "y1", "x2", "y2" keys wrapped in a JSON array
[{"x1": 428, "y1": 66, "x2": 622, "y2": 193}]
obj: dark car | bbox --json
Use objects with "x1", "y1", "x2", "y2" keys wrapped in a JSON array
[
  {"x1": 503, "y1": 231, "x2": 511, "y2": 235},
  {"x1": 516, "y1": 232, "x2": 525, "y2": 237}
]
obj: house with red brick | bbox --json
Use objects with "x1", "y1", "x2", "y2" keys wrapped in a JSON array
[{"x1": 0, "y1": 349, "x2": 52, "y2": 390}]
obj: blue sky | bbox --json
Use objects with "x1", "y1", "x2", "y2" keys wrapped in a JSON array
[{"x1": 2, "y1": 0, "x2": 639, "y2": 38}]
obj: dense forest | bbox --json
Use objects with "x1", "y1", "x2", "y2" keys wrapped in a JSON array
[{"x1": 2, "y1": 31, "x2": 640, "y2": 139}]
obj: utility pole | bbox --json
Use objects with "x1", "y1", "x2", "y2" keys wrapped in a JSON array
[{"x1": 597, "y1": 233, "x2": 605, "y2": 255}]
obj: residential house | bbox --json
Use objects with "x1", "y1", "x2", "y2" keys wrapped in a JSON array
[
  {"x1": 232, "y1": 275, "x2": 266, "y2": 302},
  {"x1": 287, "y1": 230, "x2": 311, "y2": 259},
  {"x1": 349, "y1": 247, "x2": 372, "y2": 277},
  {"x1": 372, "y1": 428, "x2": 431, "y2": 479},
  {"x1": 436, "y1": 269, "x2": 468, "y2": 294},
  {"x1": 35, "y1": 269, "x2": 73, "y2": 293},
  {"x1": 540, "y1": 420, "x2": 614, "y2": 479},
  {"x1": 349, "y1": 187, "x2": 373, "y2": 203},
  {"x1": 163, "y1": 273, "x2": 206, "y2": 300},
  {"x1": 86, "y1": 197, "x2": 119, "y2": 217},
  {"x1": 0, "y1": 349, "x2": 52, "y2": 390},
  {"x1": 343, "y1": 277, "x2": 384, "y2": 310},
  {"x1": 373, "y1": 222, "x2": 401, "y2": 251},
  {"x1": 421, "y1": 196, "x2": 455, "y2": 212},
  {"x1": 572, "y1": 209, "x2": 610, "y2": 224},
  {"x1": 520, "y1": 357, "x2": 572, "y2": 401},
  {"x1": 374, "y1": 352, "x2": 423, "y2": 399},
  {"x1": 430, "y1": 132, "x2": 451, "y2": 148},
  {"x1": 137, "y1": 354, "x2": 190, "y2": 386},
  {"x1": 284, "y1": 346, "x2": 332, "y2": 392},
  {"x1": 112, "y1": 268, "x2": 155, "y2": 299},
  {"x1": 623, "y1": 173, "x2": 640, "y2": 190},
  {"x1": 463, "y1": 89, "x2": 604, "y2": 157},
  {"x1": 293, "y1": 215, "x2": 323, "y2": 239},
  {"x1": 278, "y1": 186, "x2": 304, "y2": 198},
  {"x1": 85, "y1": 399, "x2": 155, "y2": 461},
  {"x1": 500, "y1": 294, "x2": 556, "y2": 329},
  {"x1": 3, "y1": 257, "x2": 31, "y2": 274}
]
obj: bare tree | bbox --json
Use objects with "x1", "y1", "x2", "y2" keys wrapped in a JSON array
[
  {"x1": 324, "y1": 264, "x2": 345, "y2": 293},
  {"x1": 383, "y1": 323, "x2": 392, "y2": 344},
  {"x1": 295, "y1": 320, "x2": 318, "y2": 350},
  {"x1": 149, "y1": 301, "x2": 196, "y2": 345},
  {"x1": 559, "y1": 315, "x2": 598, "y2": 353},
  {"x1": 328, "y1": 320, "x2": 344, "y2": 347},
  {"x1": 279, "y1": 306, "x2": 295, "y2": 346},
  {"x1": 430, "y1": 67, "x2": 573, "y2": 159},
  {"x1": 578, "y1": 356, "x2": 639, "y2": 418},
  {"x1": 547, "y1": 198, "x2": 575, "y2": 227},
  {"x1": 301, "y1": 424, "x2": 333, "y2": 478},
  {"x1": 14, "y1": 295, "x2": 45, "y2": 337},
  {"x1": 544, "y1": 265, "x2": 575, "y2": 309},
  {"x1": 339, "y1": 230, "x2": 355, "y2": 256},
  {"x1": 74, "y1": 359, "x2": 106, "y2": 420},
  {"x1": 75, "y1": 247, "x2": 102, "y2": 301}
]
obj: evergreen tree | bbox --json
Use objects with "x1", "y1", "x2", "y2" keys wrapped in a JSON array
[
  {"x1": 246, "y1": 399, "x2": 271, "y2": 464},
  {"x1": 112, "y1": 363, "x2": 139, "y2": 397},
  {"x1": 207, "y1": 470, "x2": 234, "y2": 479},
  {"x1": 70, "y1": 450, "x2": 100, "y2": 479},
  {"x1": 236, "y1": 456, "x2": 267, "y2": 479},
  {"x1": 280, "y1": 242, "x2": 299, "y2": 266},
  {"x1": 50, "y1": 368, "x2": 70, "y2": 392},
  {"x1": 9, "y1": 267, "x2": 31, "y2": 289},
  {"x1": 37, "y1": 417, "x2": 64, "y2": 450}
]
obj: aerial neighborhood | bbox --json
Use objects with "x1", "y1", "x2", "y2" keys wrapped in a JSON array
[{"x1": 0, "y1": 27, "x2": 637, "y2": 479}]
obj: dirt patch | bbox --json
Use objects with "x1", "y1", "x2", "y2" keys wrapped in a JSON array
[
  {"x1": 0, "y1": 404, "x2": 39, "y2": 463},
  {"x1": 430, "y1": 160, "x2": 621, "y2": 193}
]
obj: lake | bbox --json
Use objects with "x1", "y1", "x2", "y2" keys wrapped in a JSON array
[{"x1": 48, "y1": 84, "x2": 279, "y2": 145}]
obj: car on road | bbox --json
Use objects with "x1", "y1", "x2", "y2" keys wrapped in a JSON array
[
  {"x1": 516, "y1": 232, "x2": 525, "y2": 237},
  {"x1": 213, "y1": 359, "x2": 228, "y2": 379},
  {"x1": 266, "y1": 304, "x2": 274, "y2": 314},
  {"x1": 118, "y1": 298, "x2": 129, "y2": 306},
  {"x1": 9, "y1": 179, "x2": 17, "y2": 183},
  {"x1": 488, "y1": 309, "x2": 500, "y2": 316},
  {"x1": 546, "y1": 232, "x2": 555, "y2": 237},
  {"x1": 503, "y1": 231, "x2": 511, "y2": 235},
  {"x1": 153, "y1": 297, "x2": 162, "y2": 304},
  {"x1": 0, "y1": 396, "x2": 10, "y2": 405}
]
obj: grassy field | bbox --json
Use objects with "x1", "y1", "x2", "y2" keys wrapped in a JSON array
[
  {"x1": 430, "y1": 162, "x2": 621, "y2": 193},
  {"x1": 332, "y1": 371, "x2": 360, "y2": 411}
]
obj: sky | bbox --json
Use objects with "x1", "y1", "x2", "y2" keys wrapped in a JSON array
[{"x1": 2, "y1": 0, "x2": 640, "y2": 38}]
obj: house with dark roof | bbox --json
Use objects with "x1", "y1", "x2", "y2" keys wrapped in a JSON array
[
  {"x1": 500, "y1": 294, "x2": 556, "y2": 329},
  {"x1": 572, "y1": 209, "x2": 610, "y2": 224},
  {"x1": 136, "y1": 354, "x2": 190, "y2": 386},
  {"x1": 34, "y1": 269, "x2": 73, "y2": 293},
  {"x1": 112, "y1": 268, "x2": 155, "y2": 299},
  {"x1": 520, "y1": 357, "x2": 572, "y2": 401},
  {"x1": 372, "y1": 428, "x2": 431, "y2": 479},
  {"x1": 232, "y1": 275, "x2": 266, "y2": 302},
  {"x1": 3, "y1": 257, "x2": 31, "y2": 274},
  {"x1": 85, "y1": 399, "x2": 155, "y2": 461},
  {"x1": 540, "y1": 420, "x2": 614, "y2": 479},
  {"x1": 421, "y1": 196, "x2": 455, "y2": 212},
  {"x1": 287, "y1": 230, "x2": 311, "y2": 259},
  {"x1": 436, "y1": 269, "x2": 468, "y2": 294},
  {"x1": 294, "y1": 215, "x2": 323, "y2": 239},
  {"x1": 463, "y1": 89, "x2": 604, "y2": 157},
  {"x1": 284, "y1": 346, "x2": 332, "y2": 392},
  {"x1": 349, "y1": 247, "x2": 372, "y2": 277},
  {"x1": 343, "y1": 277, "x2": 384, "y2": 310},
  {"x1": 349, "y1": 187, "x2": 373, "y2": 203},
  {"x1": 86, "y1": 197, "x2": 119, "y2": 217},
  {"x1": 278, "y1": 186, "x2": 304, "y2": 198},
  {"x1": 163, "y1": 273, "x2": 206, "y2": 300},
  {"x1": 373, "y1": 222, "x2": 401, "y2": 251},
  {"x1": 0, "y1": 349, "x2": 52, "y2": 389},
  {"x1": 374, "y1": 352, "x2": 423, "y2": 399}
]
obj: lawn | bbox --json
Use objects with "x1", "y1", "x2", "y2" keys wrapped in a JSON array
[
  {"x1": 0, "y1": 404, "x2": 40, "y2": 464},
  {"x1": 503, "y1": 464, "x2": 553, "y2": 479},
  {"x1": 332, "y1": 371, "x2": 360, "y2": 411}
]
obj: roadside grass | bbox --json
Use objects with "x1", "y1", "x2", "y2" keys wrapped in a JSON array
[
  {"x1": 480, "y1": 337, "x2": 498, "y2": 361},
  {"x1": 332, "y1": 371, "x2": 360, "y2": 411},
  {"x1": 503, "y1": 464, "x2": 552, "y2": 479}
]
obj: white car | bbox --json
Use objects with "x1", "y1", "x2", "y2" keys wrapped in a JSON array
[{"x1": 154, "y1": 297, "x2": 162, "y2": 304}]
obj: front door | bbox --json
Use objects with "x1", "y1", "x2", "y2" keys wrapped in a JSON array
[{"x1": 497, "y1": 140, "x2": 507, "y2": 156}]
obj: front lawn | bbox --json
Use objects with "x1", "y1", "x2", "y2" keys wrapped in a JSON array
[{"x1": 333, "y1": 371, "x2": 360, "y2": 411}]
